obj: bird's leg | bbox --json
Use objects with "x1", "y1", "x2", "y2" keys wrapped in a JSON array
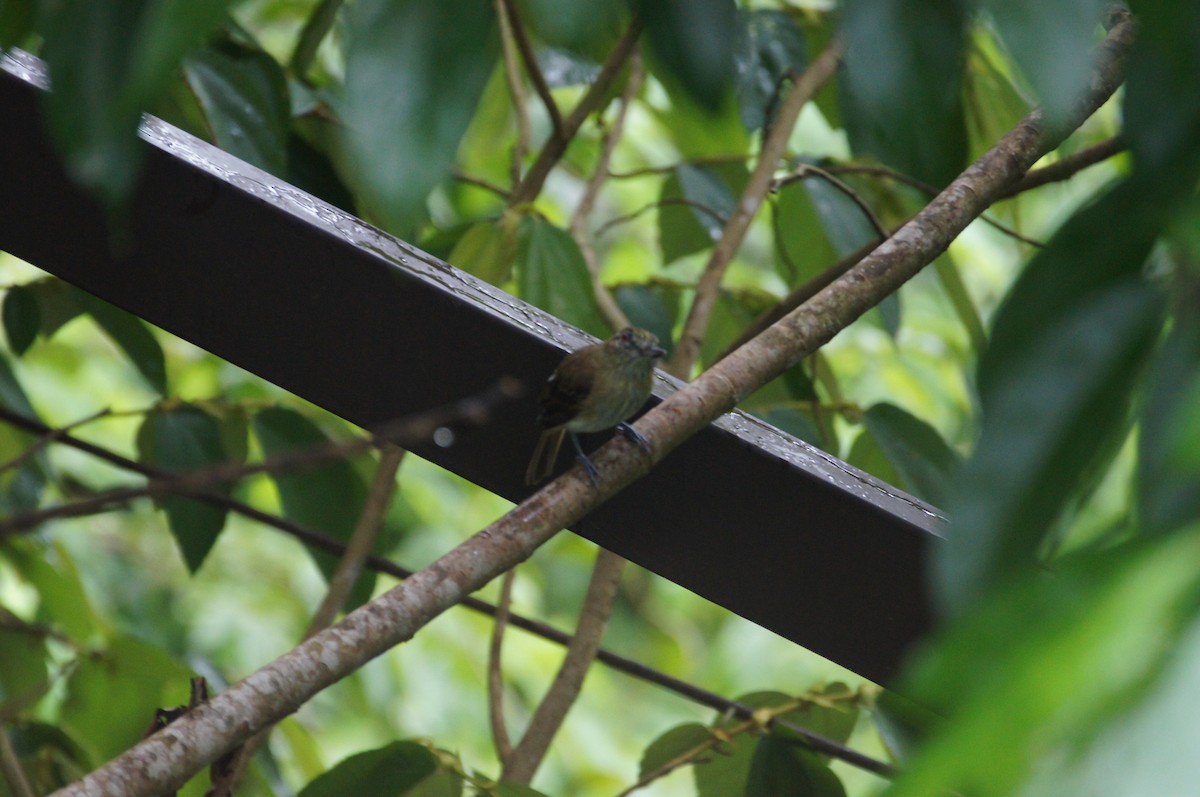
[
  {"x1": 616, "y1": 421, "x2": 651, "y2": 454},
  {"x1": 569, "y1": 431, "x2": 600, "y2": 488}
]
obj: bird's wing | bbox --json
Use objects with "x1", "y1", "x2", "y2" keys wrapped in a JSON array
[{"x1": 537, "y1": 351, "x2": 594, "y2": 429}]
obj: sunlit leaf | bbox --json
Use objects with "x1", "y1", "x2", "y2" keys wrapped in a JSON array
[{"x1": 60, "y1": 634, "x2": 194, "y2": 762}]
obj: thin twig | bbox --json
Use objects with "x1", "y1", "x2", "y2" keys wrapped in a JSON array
[
  {"x1": 498, "y1": 0, "x2": 564, "y2": 140},
  {"x1": 452, "y1": 170, "x2": 513, "y2": 200},
  {"x1": 608, "y1": 154, "x2": 750, "y2": 180},
  {"x1": 208, "y1": 445, "x2": 407, "y2": 796},
  {"x1": 0, "y1": 409, "x2": 897, "y2": 779},
  {"x1": 496, "y1": 0, "x2": 531, "y2": 187},
  {"x1": 289, "y1": 0, "x2": 344, "y2": 80},
  {"x1": 0, "y1": 408, "x2": 109, "y2": 476},
  {"x1": 569, "y1": 53, "x2": 645, "y2": 332},
  {"x1": 594, "y1": 196, "x2": 728, "y2": 239},
  {"x1": 792, "y1": 162, "x2": 1045, "y2": 248},
  {"x1": 997, "y1": 134, "x2": 1125, "y2": 197},
  {"x1": 0, "y1": 379, "x2": 521, "y2": 539},
  {"x1": 487, "y1": 569, "x2": 516, "y2": 765},
  {"x1": 0, "y1": 725, "x2": 35, "y2": 797},
  {"x1": 667, "y1": 42, "x2": 843, "y2": 378},
  {"x1": 501, "y1": 550, "x2": 627, "y2": 784},
  {"x1": 776, "y1": 162, "x2": 888, "y2": 239},
  {"x1": 509, "y1": 18, "x2": 642, "y2": 206}
]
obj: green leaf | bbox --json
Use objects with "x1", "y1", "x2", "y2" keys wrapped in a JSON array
[
  {"x1": 864, "y1": 403, "x2": 960, "y2": 507},
  {"x1": 3, "y1": 284, "x2": 40, "y2": 356},
  {"x1": 2, "y1": 720, "x2": 92, "y2": 794},
  {"x1": 0, "y1": 627, "x2": 49, "y2": 715},
  {"x1": 3, "y1": 539, "x2": 100, "y2": 642},
  {"x1": 136, "y1": 404, "x2": 231, "y2": 571},
  {"x1": 1124, "y1": 0, "x2": 1200, "y2": 197},
  {"x1": 0, "y1": 0, "x2": 35, "y2": 48},
  {"x1": 60, "y1": 633, "x2": 194, "y2": 763},
  {"x1": 839, "y1": 0, "x2": 968, "y2": 187},
  {"x1": 640, "y1": 723, "x2": 712, "y2": 779},
  {"x1": 298, "y1": 741, "x2": 438, "y2": 797},
  {"x1": 771, "y1": 185, "x2": 840, "y2": 287},
  {"x1": 0, "y1": 353, "x2": 49, "y2": 512},
  {"x1": 803, "y1": 169, "x2": 880, "y2": 257},
  {"x1": 890, "y1": 528, "x2": 1200, "y2": 797},
  {"x1": 515, "y1": 216, "x2": 608, "y2": 337},
  {"x1": 846, "y1": 428, "x2": 904, "y2": 490},
  {"x1": 72, "y1": 291, "x2": 167, "y2": 395},
  {"x1": 183, "y1": 40, "x2": 291, "y2": 176},
  {"x1": 659, "y1": 163, "x2": 743, "y2": 265},
  {"x1": 635, "y1": 0, "x2": 736, "y2": 111},
  {"x1": 939, "y1": 181, "x2": 1168, "y2": 615},
  {"x1": 251, "y1": 407, "x2": 374, "y2": 605},
  {"x1": 772, "y1": 683, "x2": 860, "y2": 759},
  {"x1": 745, "y1": 735, "x2": 846, "y2": 797},
  {"x1": 340, "y1": 0, "x2": 498, "y2": 237},
  {"x1": 614, "y1": 284, "x2": 677, "y2": 354},
  {"x1": 1138, "y1": 313, "x2": 1200, "y2": 535},
  {"x1": 734, "y1": 9, "x2": 807, "y2": 132},
  {"x1": 37, "y1": 0, "x2": 237, "y2": 207},
  {"x1": 448, "y1": 214, "x2": 520, "y2": 286},
  {"x1": 933, "y1": 256, "x2": 986, "y2": 353},
  {"x1": 287, "y1": 133, "x2": 356, "y2": 214},
  {"x1": 979, "y1": 0, "x2": 1107, "y2": 128},
  {"x1": 21, "y1": 278, "x2": 85, "y2": 339}
]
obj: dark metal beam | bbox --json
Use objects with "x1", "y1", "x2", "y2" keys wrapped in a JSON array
[{"x1": 0, "y1": 50, "x2": 941, "y2": 685}]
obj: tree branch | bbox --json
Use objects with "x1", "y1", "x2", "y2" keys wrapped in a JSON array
[
  {"x1": 667, "y1": 41, "x2": 843, "y2": 378},
  {"x1": 500, "y1": 549, "x2": 626, "y2": 784},
  {"x1": 508, "y1": 18, "x2": 642, "y2": 206},
  {"x1": 50, "y1": 17, "x2": 1134, "y2": 794},
  {"x1": 569, "y1": 53, "x2": 644, "y2": 332},
  {"x1": 487, "y1": 569, "x2": 516, "y2": 765},
  {"x1": 498, "y1": 0, "x2": 564, "y2": 140}
]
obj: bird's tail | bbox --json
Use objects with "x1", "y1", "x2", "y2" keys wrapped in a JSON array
[{"x1": 525, "y1": 428, "x2": 566, "y2": 485}]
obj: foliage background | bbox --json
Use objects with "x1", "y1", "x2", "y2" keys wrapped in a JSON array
[{"x1": 1, "y1": 0, "x2": 1199, "y2": 795}]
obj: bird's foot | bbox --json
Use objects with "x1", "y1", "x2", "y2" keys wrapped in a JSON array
[
  {"x1": 617, "y1": 422, "x2": 651, "y2": 454},
  {"x1": 576, "y1": 454, "x2": 600, "y2": 489}
]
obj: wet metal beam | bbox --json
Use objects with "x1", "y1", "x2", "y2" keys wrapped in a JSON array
[{"x1": 0, "y1": 50, "x2": 941, "y2": 685}]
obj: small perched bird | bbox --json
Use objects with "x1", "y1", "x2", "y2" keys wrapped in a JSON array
[{"x1": 525, "y1": 327, "x2": 667, "y2": 487}]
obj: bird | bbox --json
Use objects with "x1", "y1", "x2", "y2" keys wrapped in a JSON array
[{"x1": 525, "y1": 327, "x2": 667, "y2": 487}]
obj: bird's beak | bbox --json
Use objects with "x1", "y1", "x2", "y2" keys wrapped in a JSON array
[{"x1": 650, "y1": 345, "x2": 667, "y2": 358}]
